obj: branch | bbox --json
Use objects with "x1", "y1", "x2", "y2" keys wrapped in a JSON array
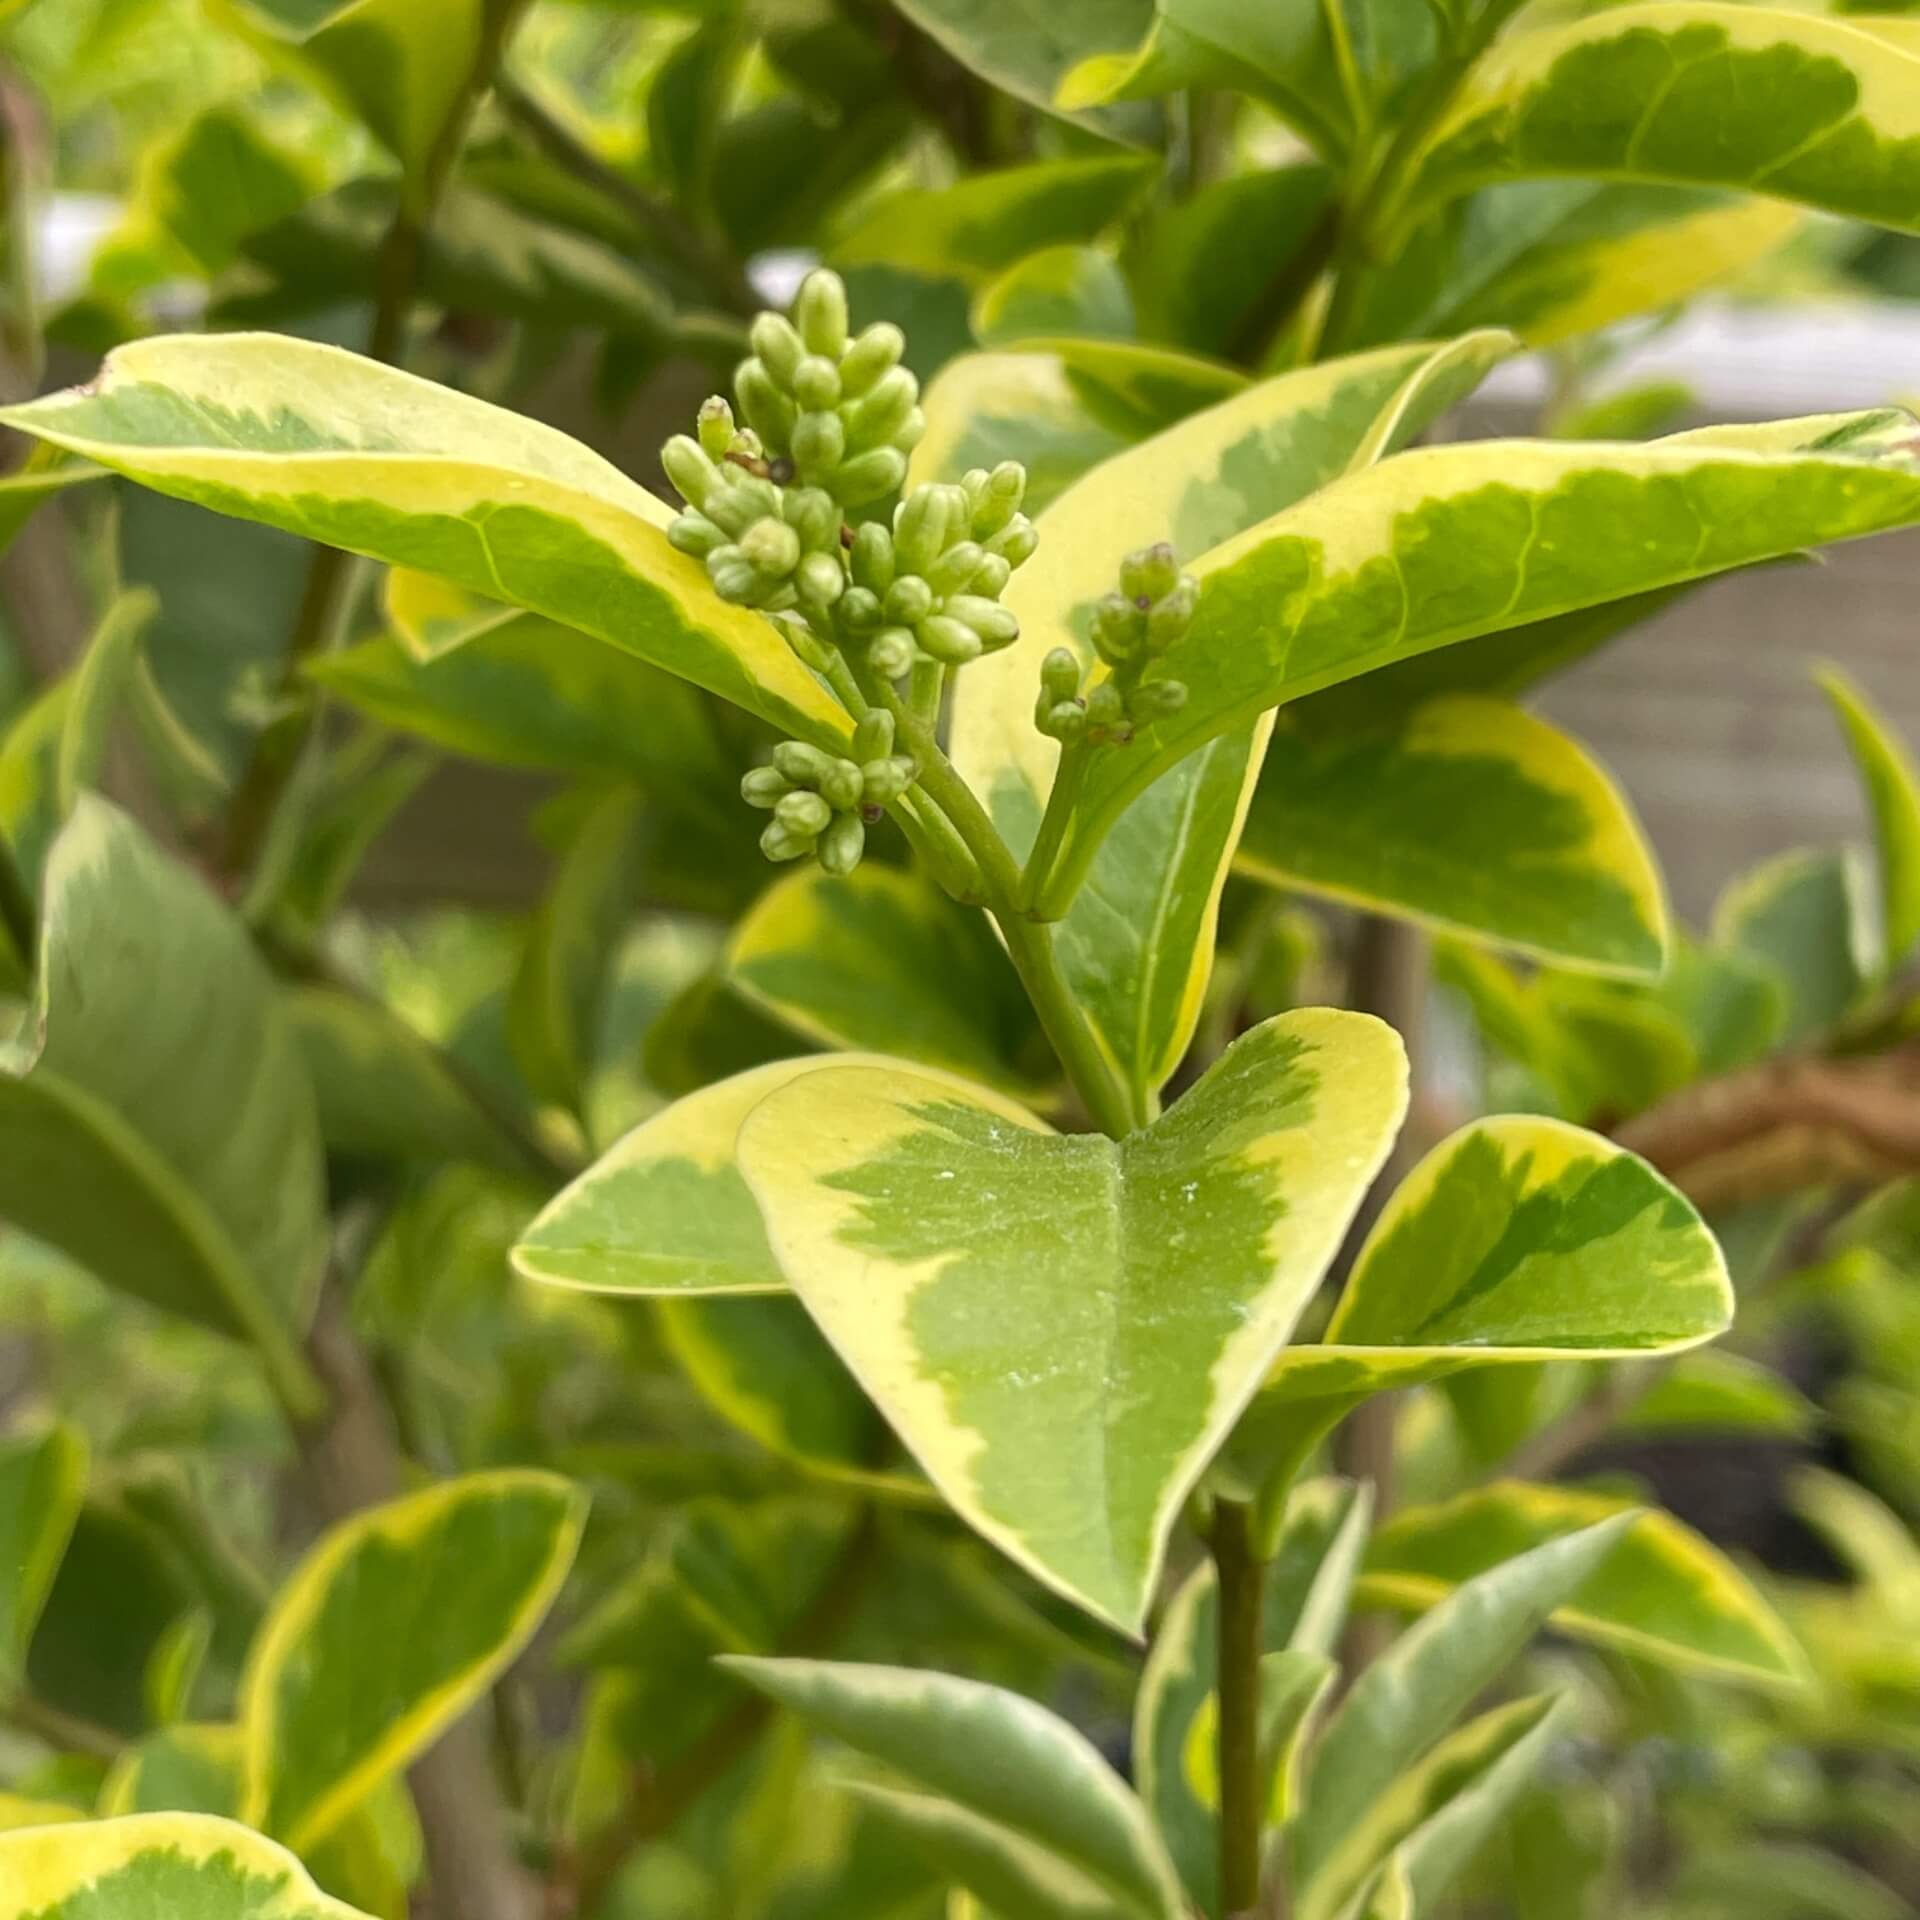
[{"x1": 1614, "y1": 1042, "x2": 1920, "y2": 1211}]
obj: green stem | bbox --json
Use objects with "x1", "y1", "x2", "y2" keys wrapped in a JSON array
[
  {"x1": 1213, "y1": 1497, "x2": 1269, "y2": 1917},
  {"x1": 1019, "y1": 738, "x2": 1089, "y2": 915},
  {"x1": 881, "y1": 685, "x2": 1140, "y2": 1136},
  {"x1": 5, "y1": 1689, "x2": 120, "y2": 1760},
  {"x1": 910, "y1": 656, "x2": 945, "y2": 730}
]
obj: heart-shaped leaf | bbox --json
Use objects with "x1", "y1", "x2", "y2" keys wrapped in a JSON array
[
  {"x1": 735, "y1": 1009, "x2": 1408, "y2": 1630},
  {"x1": 1360, "y1": 1481, "x2": 1806, "y2": 1687},
  {"x1": 0, "y1": 1812, "x2": 379, "y2": 1920},
  {"x1": 0, "y1": 335, "x2": 850, "y2": 751},
  {"x1": 1244, "y1": 1115, "x2": 1731, "y2": 1486},
  {"x1": 1238, "y1": 693, "x2": 1668, "y2": 976}
]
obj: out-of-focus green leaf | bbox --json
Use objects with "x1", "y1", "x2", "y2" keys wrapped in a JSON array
[
  {"x1": 1819, "y1": 665, "x2": 1920, "y2": 972},
  {"x1": 1713, "y1": 846, "x2": 1874, "y2": 1042},
  {"x1": 0, "y1": 1424, "x2": 86, "y2": 1687},
  {"x1": 1619, "y1": 1350, "x2": 1817, "y2": 1439},
  {"x1": 972, "y1": 246, "x2": 1133, "y2": 345}
]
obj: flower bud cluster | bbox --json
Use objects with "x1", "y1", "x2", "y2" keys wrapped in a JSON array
[
  {"x1": 834, "y1": 463, "x2": 1036, "y2": 680},
  {"x1": 740, "y1": 711, "x2": 917, "y2": 876},
  {"x1": 1035, "y1": 542, "x2": 1196, "y2": 746}
]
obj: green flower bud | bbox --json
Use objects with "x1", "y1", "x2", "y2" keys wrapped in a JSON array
[
  {"x1": 839, "y1": 321, "x2": 905, "y2": 398},
  {"x1": 777, "y1": 613, "x2": 835, "y2": 673},
  {"x1": 868, "y1": 627, "x2": 916, "y2": 679},
  {"x1": 705, "y1": 477, "x2": 779, "y2": 537},
  {"x1": 853, "y1": 711, "x2": 894, "y2": 762},
  {"x1": 845, "y1": 367, "x2": 918, "y2": 451},
  {"x1": 894, "y1": 485, "x2": 959, "y2": 576},
  {"x1": 697, "y1": 397, "x2": 736, "y2": 461},
  {"x1": 796, "y1": 550, "x2": 845, "y2": 606},
  {"x1": 773, "y1": 740, "x2": 834, "y2": 785},
  {"x1": 793, "y1": 355, "x2": 842, "y2": 410},
  {"x1": 1119, "y1": 541, "x2": 1182, "y2": 606},
  {"x1": 1145, "y1": 576, "x2": 1199, "y2": 652},
  {"x1": 895, "y1": 407, "x2": 927, "y2": 452},
  {"x1": 709, "y1": 557, "x2": 762, "y2": 604},
  {"x1": 884, "y1": 574, "x2": 934, "y2": 626},
  {"x1": 968, "y1": 552, "x2": 1012, "y2": 598},
  {"x1": 749, "y1": 313, "x2": 806, "y2": 389},
  {"x1": 783, "y1": 486, "x2": 840, "y2": 550},
  {"x1": 668, "y1": 511, "x2": 724, "y2": 558},
  {"x1": 792, "y1": 408, "x2": 847, "y2": 481},
  {"x1": 1040, "y1": 646, "x2": 1082, "y2": 702},
  {"x1": 849, "y1": 521, "x2": 894, "y2": 594},
  {"x1": 817, "y1": 809, "x2": 865, "y2": 877},
  {"x1": 776, "y1": 789, "x2": 832, "y2": 837},
  {"x1": 1091, "y1": 592, "x2": 1148, "y2": 667},
  {"x1": 741, "y1": 765, "x2": 791, "y2": 808},
  {"x1": 860, "y1": 754, "x2": 917, "y2": 804},
  {"x1": 740, "y1": 516, "x2": 801, "y2": 577},
  {"x1": 945, "y1": 594, "x2": 1019, "y2": 648},
  {"x1": 794, "y1": 268, "x2": 849, "y2": 359},
  {"x1": 927, "y1": 540, "x2": 986, "y2": 595},
  {"x1": 760, "y1": 819, "x2": 813, "y2": 862},
  {"x1": 662, "y1": 434, "x2": 722, "y2": 510},
  {"x1": 829, "y1": 447, "x2": 908, "y2": 505},
  {"x1": 1038, "y1": 698, "x2": 1087, "y2": 744},
  {"x1": 987, "y1": 516, "x2": 1038, "y2": 567},
  {"x1": 837, "y1": 585, "x2": 883, "y2": 634},
  {"x1": 917, "y1": 613, "x2": 982, "y2": 664},
  {"x1": 820, "y1": 756, "x2": 865, "y2": 811},
  {"x1": 1129, "y1": 677, "x2": 1188, "y2": 722},
  {"x1": 967, "y1": 461, "x2": 1027, "y2": 536},
  {"x1": 735, "y1": 359, "x2": 796, "y2": 453},
  {"x1": 1086, "y1": 681, "x2": 1127, "y2": 732}
]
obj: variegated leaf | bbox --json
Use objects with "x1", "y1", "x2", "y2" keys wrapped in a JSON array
[
  {"x1": 0, "y1": 336, "x2": 850, "y2": 750},
  {"x1": 1031, "y1": 413, "x2": 1920, "y2": 913},
  {"x1": 1238, "y1": 693, "x2": 1667, "y2": 976},
  {"x1": 1247, "y1": 1116, "x2": 1730, "y2": 1480},
  {"x1": 242, "y1": 1470, "x2": 586, "y2": 1852},
  {"x1": 948, "y1": 335, "x2": 1509, "y2": 1114},
  {"x1": 735, "y1": 1010, "x2": 1407, "y2": 1629},
  {"x1": 726, "y1": 1658, "x2": 1186, "y2": 1920},
  {"x1": 1360, "y1": 1481, "x2": 1806, "y2": 1686}
]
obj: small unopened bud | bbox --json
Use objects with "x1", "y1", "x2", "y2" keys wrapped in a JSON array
[
  {"x1": 709, "y1": 558, "x2": 761, "y2": 604},
  {"x1": 1146, "y1": 577, "x2": 1199, "y2": 652},
  {"x1": 829, "y1": 448, "x2": 907, "y2": 505},
  {"x1": 1038, "y1": 698, "x2": 1087, "y2": 743},
  {"x1": 794, "y1": 269, "x2": 849, "y2": 359},
  {"x1": 853, "y1": 710, "x2": 894, "y2": 761},
  {"x1": 793, "y1": 550, "x2": 842, "y2": 606},
  {"x1": 820, "y1": 757, "x2": 865, "y2": 810},
  {"x1": 735, "y1": 360, "x2": 796, "y2": 452},
  {"x1": 894, "y1": 486, "x2": 957, "y2": 576},
  {"x1": 1086, "y1": 681, "x2": 1127, "y2": 732},
  {"x1": 668, "y1": 511, "x2": 724, "y2": 558},
  {"x1": 662, "y1": 434, "x2": 722, "y2": 509},
  {"x1": 917, "y1": 614, "x2": 982, "y2": 664},
  {"x1": 894, "y1": 407, "x2": 927, "y2": 452},
  {"x1": 761, "y1": 819, "x2": 813, "y2": 862},
  {"x1": 1120, "y1": 542, "x2": 1181, "y2": 606},
  {"x1": 818, "y1": 810, "x2": 865, "y2": 876},
  {"x1": 776, "y1": 789, "x2": 832, "y2": 837},
  {"x1": 868, "y1": 627, "x2": 916, "y2": 679},
  {"x1": 945, "y1": 595, "x2": 1018, "y2": 648},
  {"x1": 928, "y1": 541, "x2": 987, "y2": 595},
  {"x1": 1130, "y1": 678, "x2": 1188, "y2": 722},
  {"x1": 792, "y1": 408, "x2": 847, "y2": 480},
  {"x1": 741, "y1": 765, "x2": 791, "y2": 808},
  {"x1": 988, "y1": 516, "x2": 1038, "y2": 567},
  {"x1": 704, "y1": 478, "x2": 776, "y2": 537},
  {"x1": 783, "y1": 486, "x2": 839, "y2": 549},
  {"x1": 749, "y1": 314, "x2": 806, "y2": 389},
  {"x1": 697, "y1": 397, "x2": 736, "y2": 461},
  {"x1": 839, "y1": 322, "x2": 905, "y2": 398},
  {"x1": 773, "y1": 741, "x2": 834, "y2": 785},
  {"x1": 884, "y1": 575, "x2": 934, "y2": 626},
  {"x1": 860, "y1": 754, "x2": 916, "y2": 803},
  {"x1": 845, "y1": 367, "x2": 918, "y2": 451},
  {"x1": 849, "y1": 521, "x2": 894, "y2": 594},
  {"x1": 968, "y1": 461, "x2": 1027, "y2": 535},
  {"x1": 1091, "y1": 592, "x2": 1146, "y2": 666},
  {"x1": 793, "y1": 355, "x2": 841, "y2": 409},
  {"x1": 741, "y1": 516, "x2": 801, "y2": 577},
  {"x1": 1041, "y1": 647, "x2": 1081, "y2": 702},
  {"x1": 968, "y1": 553, "x2": 1011, "y2": 597},
  {"x1": 837, "y1": 585, "x2": 882, "y2": 634}
]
